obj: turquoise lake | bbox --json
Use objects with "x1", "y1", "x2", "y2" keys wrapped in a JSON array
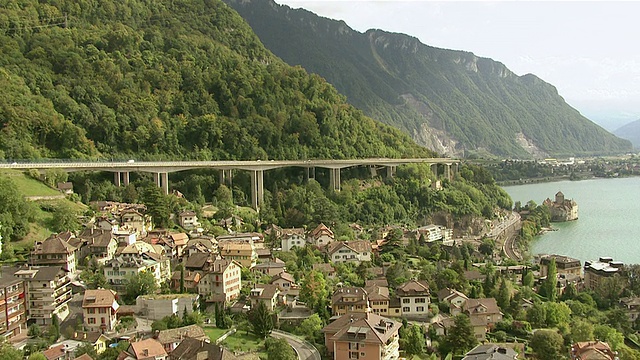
[{"x1": 502, "y1": 177, "x2": 640, "y2": 264}]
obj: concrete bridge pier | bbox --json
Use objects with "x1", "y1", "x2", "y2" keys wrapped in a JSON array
[
  {"x1": 329, "y1": 168, "x2": 341, "y2": 191},
  {"x1": 153, "y1": 172, "x2": 169, "y2": 195},
  {"x1": 431, "y1": 163, "x2": 438, "y2": 178},
  {"x1": 219, "y1": 169, "x2": 233, "y2": 187},
  {"x1": 250, "y1": 170, "x2": 264, "y2": 210},
  {"x1": 386, "y1": 165, "x2": 396, "y2": 179},
  {"x1": 114, "y1": 172, "x2": 130, "y2": 187},
  {"x1": 304, "y1": 167, "x2": 316, "y2": 182},
  {"x1": 369, "y1": 166, "x2": 377, "y2": 178},
  {"x1": 445, "y1": 163, "x2": 452, "y2": 181}
]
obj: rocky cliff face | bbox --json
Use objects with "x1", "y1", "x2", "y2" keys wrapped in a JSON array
[{"x1": 226, "y1": 0, "x2": 632, "y2": 158}]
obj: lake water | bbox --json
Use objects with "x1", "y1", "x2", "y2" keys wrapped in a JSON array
[{"x1": 502, "y1": 177, "x2": 640, "y2": 264}]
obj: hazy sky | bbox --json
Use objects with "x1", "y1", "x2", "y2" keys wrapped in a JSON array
[{"x1": 274, "y1": 1, "x2": 640, "y2": 131}]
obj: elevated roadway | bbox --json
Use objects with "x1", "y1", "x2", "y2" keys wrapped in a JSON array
[{"x1": 0, "y1": 158, "x2": 460, "y2": 209}]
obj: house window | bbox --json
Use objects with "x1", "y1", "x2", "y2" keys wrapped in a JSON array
[
  {"x1": 350, "y1": 351, "x2": 359, "y2": 359},
  {"x1": 99, "y1": 308, "x2": 106, "y2": 314},
  {"x1": 402, "y1": 307, "x2": 410, "y2": 312},
  {"x1": 101, "y1": 318, "x2": 105, "y2": 324},
  {"x1": 415, "y1": 298, "x2": 426, "y2": 303},
  {"x1": 88, "y1": 308, "x2": 96, "y2": 314},
  {"x1": 88, "y1": 318, "x2": 96, "y2": 324},
  {"x1": 417, "y1": 306, "x2": 424, "y2": 312},
  {"x1": 349, "y1": 342, "x2": 359, "y2": 350},
  {"x1": 402, "y1": 298, "x2": 410, "y2": 304}
]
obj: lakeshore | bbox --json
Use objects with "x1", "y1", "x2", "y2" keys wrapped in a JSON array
[{"x1": 503, "y1": 177, "x2": 640, "y2": 264}]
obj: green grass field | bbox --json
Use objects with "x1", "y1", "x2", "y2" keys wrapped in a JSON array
[
  {"x1": 204, "y1": 327, "x2": 229, "y2": 342},
  {"x1": 0, "y1": 169, "x2": 61, "y2": 196},
  {"x1": 219, "y1": 330, "x2": 266, "y2": 356},
  {"x1": 0, "y1": 169, "x2": 89, "y2": 253}
]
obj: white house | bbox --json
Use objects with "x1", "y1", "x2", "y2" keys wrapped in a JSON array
[
  {"x1": 280, "y1": 228, "x2": 306, "y2": 252},
  {"x1": 396, "y1": 280, "x2": 431, "y2": 318},
  {"x1": 327, "y1": 240, "x2": 372, "y2": 265}
]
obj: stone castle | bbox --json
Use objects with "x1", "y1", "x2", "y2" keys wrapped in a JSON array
[{"x1": 543, "y1": 191, "x2": 578, "y2": 222}]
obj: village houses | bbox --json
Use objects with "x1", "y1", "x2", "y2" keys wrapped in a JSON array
[{"x1": 82, "y1": 289, "x2": 119, "y2": 333}]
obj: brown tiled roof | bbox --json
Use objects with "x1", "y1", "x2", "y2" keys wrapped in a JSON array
[
  {"x1": 169, "y1": 337, "x2": 238, "y2": 360},
  {"x1": 364, "y1": 284, "x2": 389, "y2": 301},
  {"x1": 396, "y1": 280, "x2": 430, "y2": 297},
  {"x1": 83, "y1": 289, "x2": 118, "y2": 308},
  {"x1": 43, "y1": 344, "x2": 66, "y2": 360},
  {"x1": 130, "y1": 338, "x2": 167, "y2": 359},
  {"x1": 312, "y1": 263, "x2": 335, "y2": 274},
  {"x1": 156, "y1": 324, "x2": 207, "y2": 345},
  {"x1": 331, "y1": 287, "x2": 368, "y2": 305},
  {"x1": 282, "y1": 228, "x2": 305, "y2": 238},
  {"x1": 321, "y1": 312, "x2": 368, "y2": 334},
  {"x1": 185, "y1": 253, "x2": 212, "y2": 270},
  {"x1": 171, "y1": 270, "x2": 201, "y2": 282},
  {"x1": 326, "y1": 313, "x2": 401, "y2": 345},
  {"x1": 270, "y1": 272, "x2": 295, "y2": 284},
  {"x1": 437, "y1": 288, "x2": 469, "y2": 303},
  {"x1": 572, "y1": 341, "x2": 616, "y2": 360},
  {"x1": 75, "y1": 354, "x2": 95, "y2": 360},
  {"x1": 33, "y1": 234, "x2": 76, "y2": 255},
  {"x1": 251, "y1": 284, "x2": 279, "y2": 300},
  {"x1": 252, "y1": 261, "x2": 285, "y2": 270},
  {"x1": 255, "y1": 248, "x2": 271, "y2": 257},
  {"x1": 32, "y1": 266, "x2": 67, "y2": 281},
  {"x1": 211, "y1": 259, "x2": 238, "y2": 274},
  {"x1": 71, "y1": 331, "x2": 109, "y2": 344},
  {"x1": 170, "y1": 233, "x2": 189, "y2": 246},
  {"x1": 464, "y1": 270, "x2": 486, "y2": 281},
  {"x1": 365, "y1": 279, "x2": 388, "y2": 288},
  {"x1": 463, "y1": 298, "x2": 501, "y2": 316},
  {"x1": 327, "y1": 240, "x2": 371, "y2": 255},
  {"x1": 179, "y1": 210, "x2": 197, "y2": 217},
  {"x1": 309, "y1": 223, "x2": 334, "y2": 238}
]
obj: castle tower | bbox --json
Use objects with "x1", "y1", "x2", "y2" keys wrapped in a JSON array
[{"x1": 555, "y1": 191, "x2": 565, "y2": 204}]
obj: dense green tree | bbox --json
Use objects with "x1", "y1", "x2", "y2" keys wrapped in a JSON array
[
  {"x1": 28, "y1": 354, "x2": 47, "y2": 360},
  {"x1": 530, "y1": 330, "x2": 565, "y2": 359},
  {"x1": 402, "y1": 324, "x2": 425, "y2": 356},
  {"x1": 28, "y1": 324, "x2": 42, "y2": 338},
  {"x1": 522, "y1": 271, "x2": 535, "y2": 288},
  {"x1": 570, "y1": 318, "x2": 594, "y2": 342},
  {"x1": 141, "y1": 185, "x2": 171, "y2": 228},
  {"x1": 123, "y1": 271, "x2": 158, "y2": 304},
  {"x1": 539, "y1": 258, "x2": 557, "y2": 301},
  {"x1": 441, "y1": 315, "x2": 477, "y2": 356},
  {"x1": 297, "y1": 314, "x2": 323, "y2": 343},
  {"x1": 299, "y1": 270, "x2": 328, "y2": 311},
  {"x1": 50, "y1": 203, "x2": 80, "y2": 232},
  {"x1": 248, "y1": 300, "x2": 274, "y2": 339},
  {"x1": 0, "y1": 340, "x2": 23, "y2": 360},
  {"x1": 497, "y1": 279, "x2": 510, "y2": 310},
  {"x1": 264, "y1": 337, "x2": 296, "y2": 360},
  {"x1": 594, "y1": 325, "x2": 625, "y2": 351}
]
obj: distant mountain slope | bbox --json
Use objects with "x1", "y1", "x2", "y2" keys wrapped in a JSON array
[
  {"x1": 614, "y1": 120, "x2": 640, "y2": 149},
  {"x1": 225, "y1": 0, "x2": 631, "y2": 158},
  {"x1": 0, "y1": 0, "x2": 430, "y2": 161}
]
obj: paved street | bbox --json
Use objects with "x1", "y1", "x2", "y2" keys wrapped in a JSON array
[{"x1": 271, "y1": 330, "x2": 320, "y2": 360}]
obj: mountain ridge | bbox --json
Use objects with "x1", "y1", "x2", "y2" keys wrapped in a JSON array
[{"x1": 226, "y1": 0, "x2": 631, "y2": 158}]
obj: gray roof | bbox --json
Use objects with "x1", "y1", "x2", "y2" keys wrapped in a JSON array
[
  {"x1": 33, "y1": 266, "x2": 67, "y2": 281},
  {"x1": 462, "y1": 344, "x2": 518, "y2": 360}
]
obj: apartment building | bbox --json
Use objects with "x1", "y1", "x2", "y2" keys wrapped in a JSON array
[{"x1": 14, "y1": 266, "x2": 72, "y2": 326}]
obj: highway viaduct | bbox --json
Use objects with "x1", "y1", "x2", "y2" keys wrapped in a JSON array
[{"x1": 0, "y1": 158, "x2": 460, "y2": 210}]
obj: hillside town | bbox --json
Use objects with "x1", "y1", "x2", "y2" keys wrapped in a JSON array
[{"x1": 0, "y1": 197, "x2": 633, "y2": 360}]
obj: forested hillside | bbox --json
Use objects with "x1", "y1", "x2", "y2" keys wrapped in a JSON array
[
  {"x1": 226, "y1": 0, "x2": 632, "y2": 158},
  {"x1": 0, "y1": 0, "x2": 431, "y2": 160}
]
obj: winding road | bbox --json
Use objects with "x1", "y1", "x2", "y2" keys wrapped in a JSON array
[{"x1": 271, "y1": 330, "x2": 321, "y2": 360}]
